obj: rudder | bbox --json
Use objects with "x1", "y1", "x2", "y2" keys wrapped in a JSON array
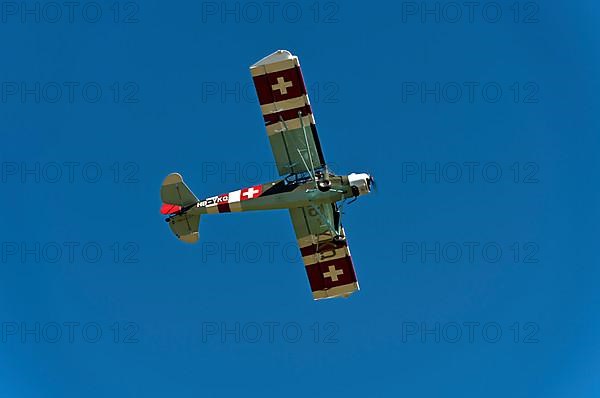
[{"x1": 160, "y1": 173, "x2": 198, "y2": 211}]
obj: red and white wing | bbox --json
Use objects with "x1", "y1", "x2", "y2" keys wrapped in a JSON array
[
  {"x1": 289, "y1": 204, "x2": 359, "y2": 300},
  {"x1": 250, "y1": 50, "x2": 326, "y2": 176}
]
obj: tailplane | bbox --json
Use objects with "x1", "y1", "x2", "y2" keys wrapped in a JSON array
[{"x1": 160, "y1": 173, "x2": 200, "y2": 243}]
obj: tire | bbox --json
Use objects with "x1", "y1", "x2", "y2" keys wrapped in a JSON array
[
  {"x1": 318, "y1": 180, "x2": 332, "y2": 192},
  {"x1": 333, "y1": 235, "x2": 346, "y2": 244}
]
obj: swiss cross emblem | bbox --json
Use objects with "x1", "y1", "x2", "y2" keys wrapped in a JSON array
[
  {"x1": 241, "y1": 185, "x2": 262, "y2": 200},
  {"x1": 271, "y1": 76, "x2": 293, "y2": 95},
  {"x1": 323, "y1": 265, "x2": 344, "y2": 282}
]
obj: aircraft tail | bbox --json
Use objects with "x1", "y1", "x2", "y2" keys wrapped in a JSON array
[{"x1": 160, "y1": 173, "x2": 200, "y2": 244}]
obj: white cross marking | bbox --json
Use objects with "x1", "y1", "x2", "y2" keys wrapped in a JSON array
[
  {"x1": 243, "y1": 187, "x2": 260, "y2": 199},
  {"x1": 323, "y1": 265, "x2": 344, "y2": 282},
  {"x1": 271, "y1": 77, "x2": 293, "y2": 95}
]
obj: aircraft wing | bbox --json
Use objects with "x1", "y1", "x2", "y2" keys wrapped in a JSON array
[
  {"x1": 250, "y1": 50, "x2": 326, "y2": 176},
  {"x1": 289, "y1": 204, "x2": 360, "y2": 300}
]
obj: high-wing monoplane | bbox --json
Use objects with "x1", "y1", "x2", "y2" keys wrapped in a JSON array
[{"x1": 160, "y1": 50, "x2": 374, "y2": 300}]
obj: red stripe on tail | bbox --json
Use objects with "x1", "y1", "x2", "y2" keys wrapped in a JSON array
[{"x1": 160, "y1": 203, "x2": 182, "y2": 215}]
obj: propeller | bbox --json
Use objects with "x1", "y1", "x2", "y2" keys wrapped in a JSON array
[{"x1": 368, "y1": 174, "x2": 377, "y2": 193}]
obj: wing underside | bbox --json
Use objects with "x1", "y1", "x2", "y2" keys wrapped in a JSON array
[
  {"x1": 289, "y1": 204, "x2": 359, "y2": 300},
  {"x1": 252, "y1": 51, "x2": 358, "y2": 299},
  {"x1": 250, "y1": 50, "x2": 326, "y2": 176}
]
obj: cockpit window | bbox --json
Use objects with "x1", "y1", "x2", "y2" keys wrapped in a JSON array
[{"x1": 284, "y1": 167, "x2": 335, "y2": 185}]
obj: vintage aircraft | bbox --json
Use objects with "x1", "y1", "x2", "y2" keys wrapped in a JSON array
[{"x1": 160, "y1": 50, "x2": 374, "y2": 300}]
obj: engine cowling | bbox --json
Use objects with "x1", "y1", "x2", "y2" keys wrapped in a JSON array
[{"x1": 348, "y1": 173, "x2": 373, "y2": 196}]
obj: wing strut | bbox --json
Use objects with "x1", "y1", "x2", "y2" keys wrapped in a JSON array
[
  {"x1": 309, "y1": 204, "x2": 341, "y2": 238},
  {"x1": 299, "y1": 110, "x2": 318, "y2": 189},
  {"x1": 296, "y1": 147, "x2": 314, "y2": 180},
  {"x1": 278, "y1": 115, "x2": 297, "y2": 174}
]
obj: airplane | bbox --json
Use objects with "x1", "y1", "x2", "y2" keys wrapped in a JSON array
[{"x1": 160, "y1": 50, "x2": 374, "y2": 300}]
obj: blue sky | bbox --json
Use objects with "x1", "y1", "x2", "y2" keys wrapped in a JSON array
[{"x1": 1, "y1": 1, "x2": 599, "y2": 397}]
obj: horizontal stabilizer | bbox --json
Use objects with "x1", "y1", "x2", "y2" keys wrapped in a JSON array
[{"x1": 167, "y1": 213, "x2": 200, "y2": 244}]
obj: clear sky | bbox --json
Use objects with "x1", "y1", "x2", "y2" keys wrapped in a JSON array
[{"x1": 1, "y1": 1, "x2": 599, "y2": 397}]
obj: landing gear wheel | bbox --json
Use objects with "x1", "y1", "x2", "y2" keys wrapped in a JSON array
[
  {"x1": 333, "y1": 235, "x2": 346, "y2": 244},
  {"x1": 318, "y1": 180, "x2": 332, "y2": 192}
]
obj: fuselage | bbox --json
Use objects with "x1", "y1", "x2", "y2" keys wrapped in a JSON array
[{"x1": 188, "y1": 173, "x2": 371, "y2": 216}]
